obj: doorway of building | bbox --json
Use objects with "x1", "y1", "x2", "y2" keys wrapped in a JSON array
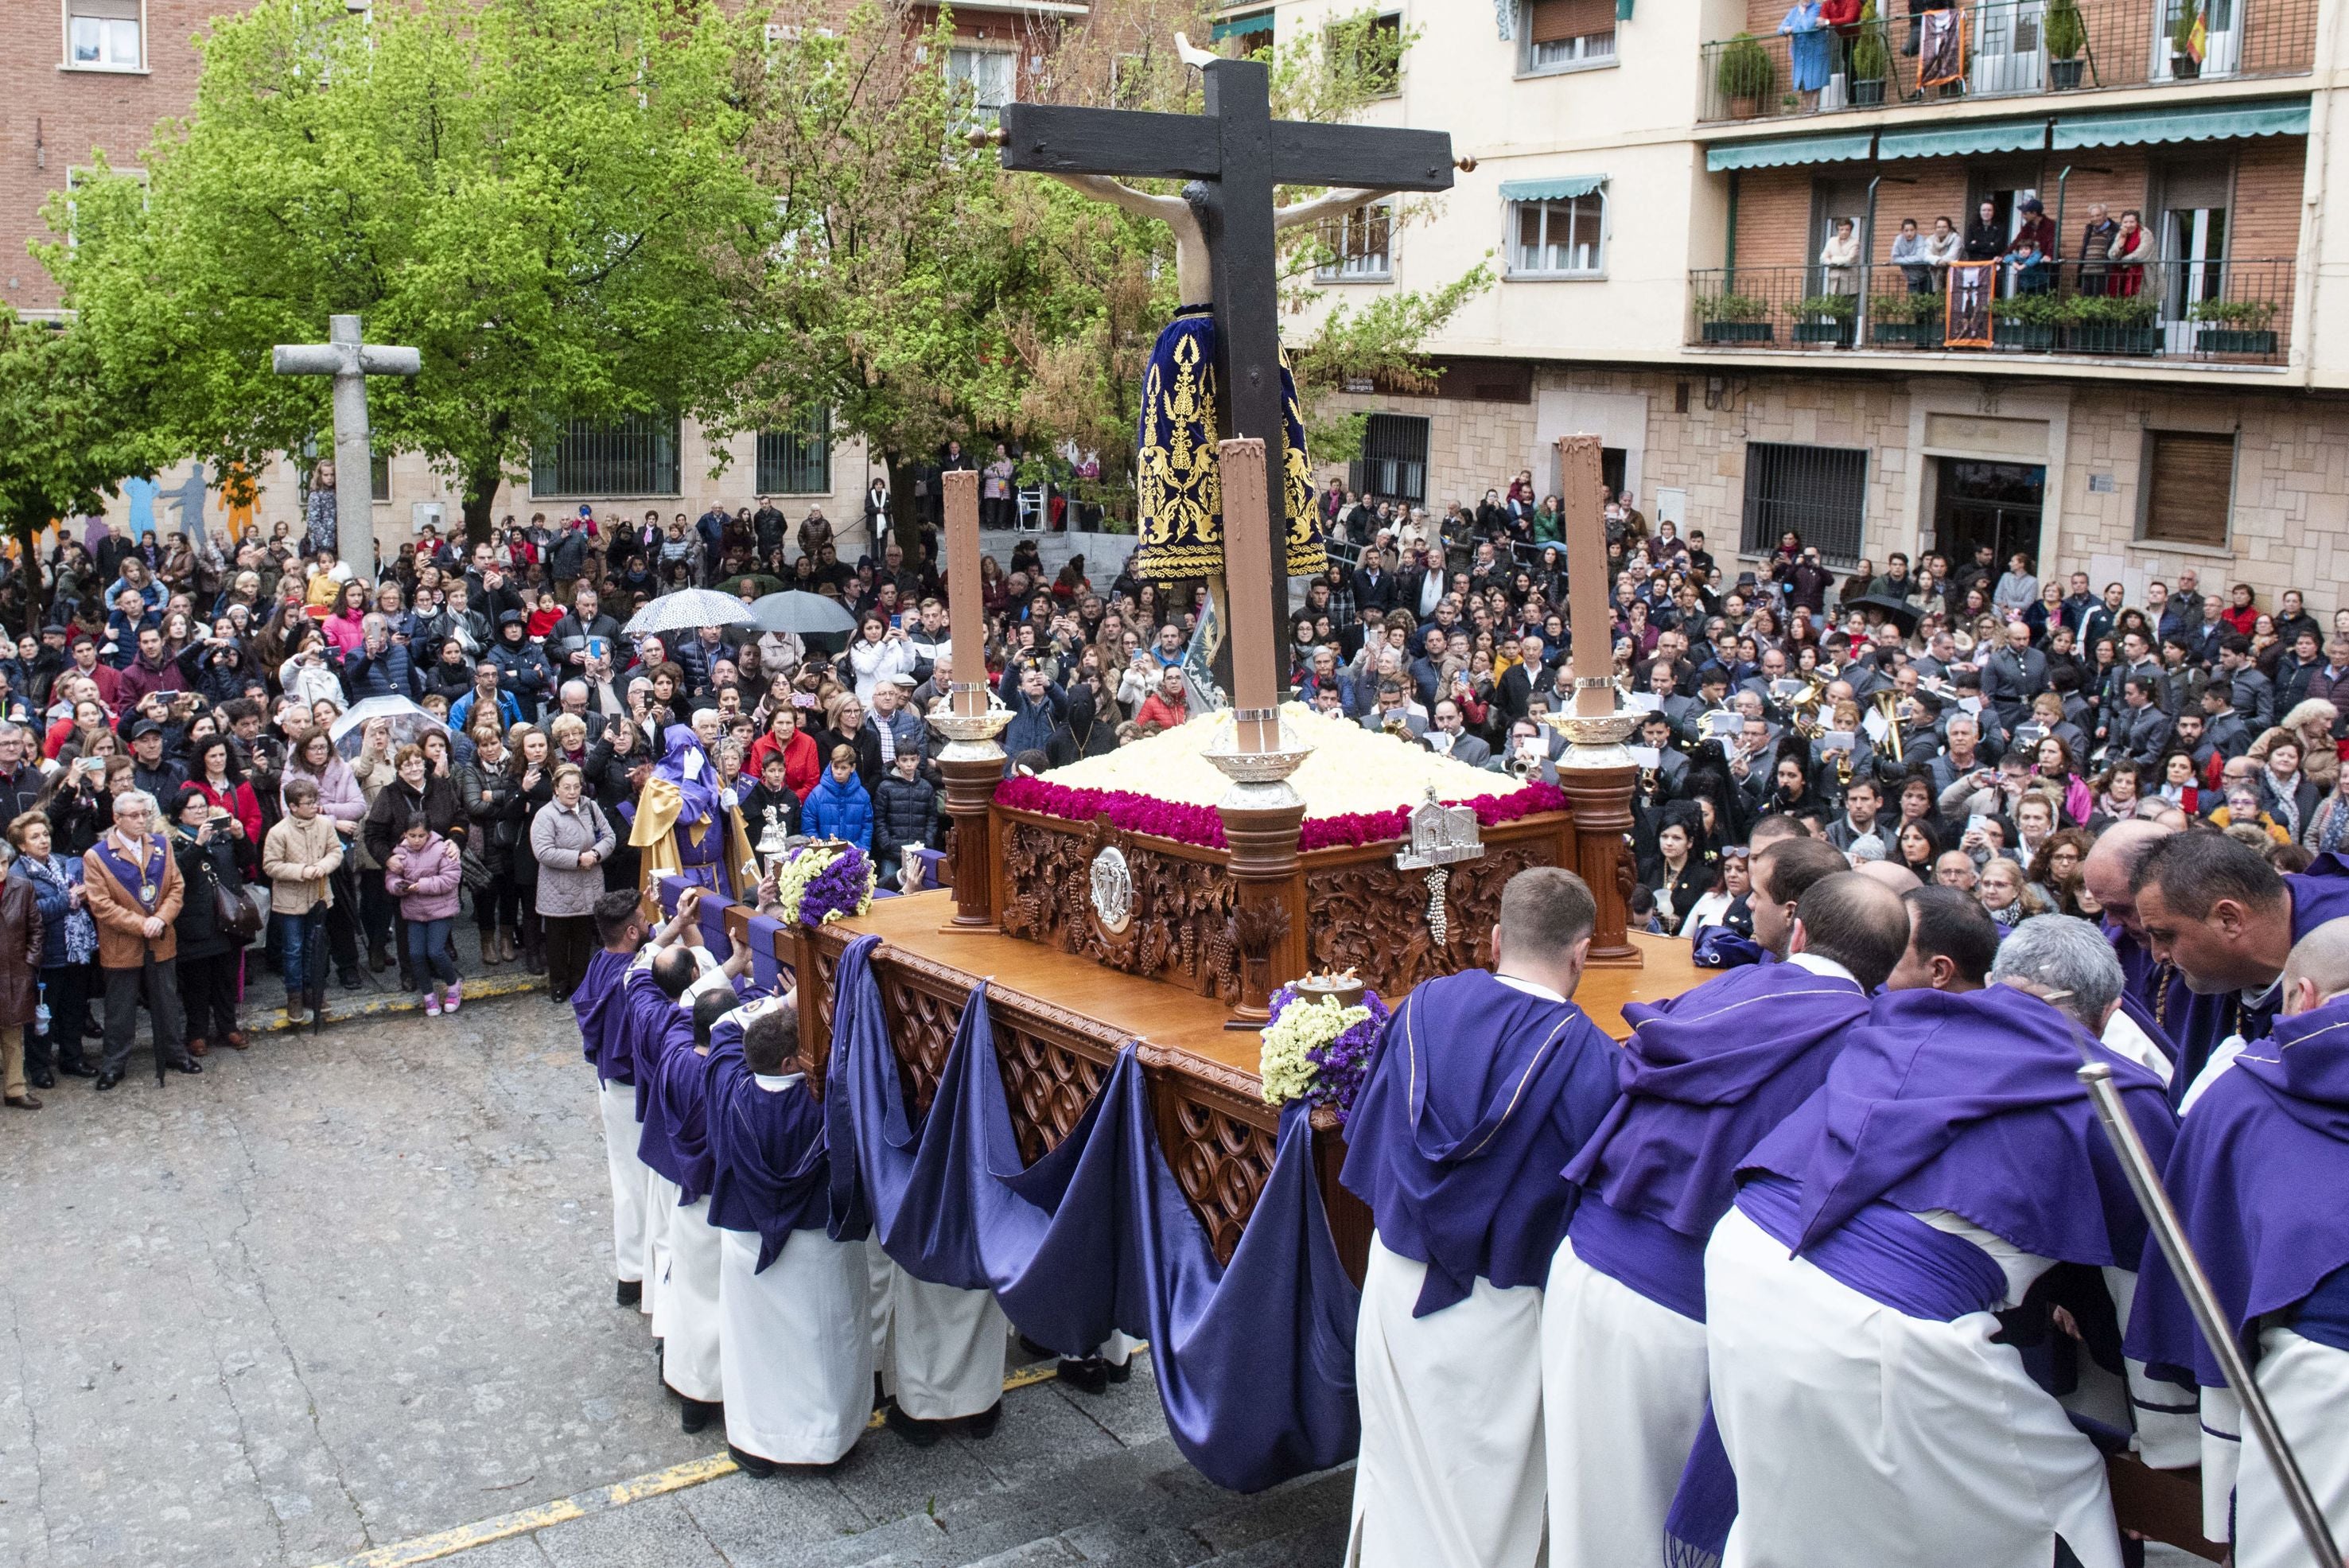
[{"x1": 1934, "y1": 458, "x2": 2046, "y2": 570}]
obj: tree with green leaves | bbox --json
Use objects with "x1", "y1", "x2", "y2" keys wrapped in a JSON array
[
  {"x1": 0, "y1": 311, "x2": 159, "y2": 630},
  {"x1": 45, "y1": 0, "x2": 780, "y2": 545}
]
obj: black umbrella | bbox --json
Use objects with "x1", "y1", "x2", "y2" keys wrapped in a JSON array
[{"x1": 1845, "y1": 594, "x2": 1921, "y2": 634}]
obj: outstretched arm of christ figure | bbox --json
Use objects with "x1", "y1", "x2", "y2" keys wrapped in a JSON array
[{"x1": 1044, "y1": 173, "x2": 1400, "y2": 305}]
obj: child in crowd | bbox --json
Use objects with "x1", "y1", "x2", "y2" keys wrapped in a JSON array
[
  {"x1": 739, "y1": 750, "x2": 803, "y2": 848},
  {"x1": 802, "y1": 743, "x2": 873, "y2": 851},
  {"x1": 873, "y1": 748, "x2": 938, "y2": 890},
  {"x1": 383, "y1": 814, "x2": 465, "y2": 1014},
  {"x1": 260, "y1": 777, "x2": 344, "y2": 1027}
]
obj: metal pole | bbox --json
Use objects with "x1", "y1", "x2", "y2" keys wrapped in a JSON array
[
  {"x1": 1864, "y1": 173, "x2": 1882, "y2": 344},
  {"x1": 2076, "y1": 1060, "x2": 2343, "y2": 1568},
  {"x1": 2055, "y1": 164, "x2": 2072, "y2": 291}
]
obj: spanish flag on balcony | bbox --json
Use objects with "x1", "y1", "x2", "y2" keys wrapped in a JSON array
[{"x1": 2184, "y1": 2, "x2": 2208, "y2": 62}]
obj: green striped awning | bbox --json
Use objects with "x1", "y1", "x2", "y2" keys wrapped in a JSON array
[
  {"x1": 1705, "y1": 132, "x2": 1875, "y2": 172},
  {"x1": 1499, "y1": 175, "x2": 1607, "y2": 202},
  {"x1": 1878, "y1": 119, "x2": 2048, "y2": 160},
  {"x1": 1211, "y1": 10, "x2": 1274, "y2": 38},
  {"x1": 2053, "y1": 98, "x2": 2310, "y2": 150}
]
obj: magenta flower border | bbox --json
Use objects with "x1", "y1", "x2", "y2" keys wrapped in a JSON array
[{"x1": 994, "y1": 775, "x2": 1568, "y2": 852}]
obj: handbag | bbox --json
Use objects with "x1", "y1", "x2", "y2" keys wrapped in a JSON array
[
  {"x1": 460, "y1": 842, "x2": 492, "y2": 892},
  {"x1": 209, "y1": 862, "x2": 265, "y2": 940}
]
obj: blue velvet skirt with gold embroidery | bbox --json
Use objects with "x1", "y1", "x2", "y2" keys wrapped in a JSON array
[{"x1": 1133, "y1": 305, "x2": 1324, "y2": 586}]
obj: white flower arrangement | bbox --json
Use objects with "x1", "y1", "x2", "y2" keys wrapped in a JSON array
[
  {"x1": 1258, "y1": 993, "x2": 1371, "y2": 1107},
  {"x1": 772, "y1": 838, "x2": 877, "y2": 927},
  {"x1": 1044, "y1": 702, "x2": 1511, "y2": 818}
]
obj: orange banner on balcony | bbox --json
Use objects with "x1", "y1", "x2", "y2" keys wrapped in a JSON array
[{"x1": 1919, "y1": 8, "x2": 1965, "y2": 88}]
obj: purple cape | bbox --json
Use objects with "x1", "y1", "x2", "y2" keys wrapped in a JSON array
[
  {"x1": 655, "y1": 724, "x2": 721, "y2": 827},
  {"x1": 703, "y1": 1050, "x2": 832, "y2": 1272},
  {"x1": 2128, "y1": 989, "x2": 2349, "y2": 1386},
  {"x1": 624, "y1": 967, "x2": 680, "y2": 1125},
  {"x1": 2158, "y1": 858, "x2": 2349, "y2": 1106},
  {"x1": 574, "y1": 947, "x2": 637, "y2": 1084},
  {"x1": 1741, "y1": 984, "x2": 2176, "y2": 1263},
  {"x1": 1337, "y1": 969, "x2": 1621, "y2": 1317},
  {"x1": 638, "y1": 1010, "x2": 712, "y2": 1201},
  {"x1": 1563, "y1": 960, "x2": 1870, "y2": 1239}
]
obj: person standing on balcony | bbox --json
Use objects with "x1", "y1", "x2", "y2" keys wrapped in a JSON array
[
  {"x1": 1819, "y1": 218, "x2": 1862, "y2": 299},
  {"x1": 1963, "y1": 200, "x2": 2005, "y2": 263},
  {"x1": 2110, "y1": 210, "x2": 2155, "y2": 297},
  {"x1": 2077, "y1": 203, "x2": 2118, "y2": 297},
  {"x1": 1780, "y1": 0, "x2": 1834, "y2": 112},
  {"x1": 2006, "y1": 194, "x2": 2058, "y2": 267},
  {"x1": 1890, "y1": 218, "x2": 1933, "y2": 293},
  {"x1": 1923, "y1": 214, "x2": 1962, "y2": 277}
]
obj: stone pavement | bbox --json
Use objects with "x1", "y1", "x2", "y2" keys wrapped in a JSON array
[{"x1": 0, "y1": 986, "x2": 1349, "y2": 1568}]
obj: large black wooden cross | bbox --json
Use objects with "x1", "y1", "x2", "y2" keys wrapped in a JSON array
[{"x1": 996, "y1": 56, "x2": 1456, "y2": 663}]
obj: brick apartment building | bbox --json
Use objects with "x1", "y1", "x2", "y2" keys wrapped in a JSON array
[
  {"x1": 1259, "y1": 0, "x2": 2349, "y2": 608},
  {"x1": 4, "y1": 0, "x2": 1081, "y2": 555}
]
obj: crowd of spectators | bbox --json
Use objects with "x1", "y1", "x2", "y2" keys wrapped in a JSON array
[{"x1": 0, "y1": 452, "x2": 2320, "y2": 1106}]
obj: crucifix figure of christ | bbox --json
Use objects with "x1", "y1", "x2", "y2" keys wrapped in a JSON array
[
  {"x1": 988, "y1": 37, "x2": 1459, "y2": 702},
  {"x1": 271, "y1": 313, "x2": 421, "y2": 582}
]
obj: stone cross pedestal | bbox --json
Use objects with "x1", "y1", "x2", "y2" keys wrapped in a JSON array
[{"x1": 271, "y1": 313, "x2": 420, "y2": 578}]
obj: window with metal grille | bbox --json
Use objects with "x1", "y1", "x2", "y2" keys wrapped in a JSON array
[
  {"x1": 2139, "y1": 430, "x2": 2234, "y2": 547},
  {"x1": 1316, "y1": 202, "x2": 1393, "y2": 282},
  {"x1": 531, "y1": 414, "x2": 682, "y2": 498},
  {"x1": 1523, "y1": 0, "x2": 1616, "y2": 69},
  {"x1": 1328, "y1": 12, "x2": 1403, "y2": 95},
  {"x1": 1511, "y1": 189, "x2": 1606, "y2": 276},
  {"x1": 1740, "y1": 442, "x2": 1868, "y2": 565},
  {"x1": 1350, "y1": 414, "x2": 1429, "y2": 505},
  {"x1": 756, "y1": 408, "x2": 833, "y2": 496}
]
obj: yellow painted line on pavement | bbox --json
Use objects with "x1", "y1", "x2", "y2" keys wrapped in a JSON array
[{"x1": 307, "y1": 1348, "x2": 1148, "y2": 1568}]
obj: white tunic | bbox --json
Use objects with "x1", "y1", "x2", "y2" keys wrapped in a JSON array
[
  {"x1": 644, "y1": 1169, "x2": 679, "y2": 1329},
  {"x1": 1541, "y1": 1235, "x2": 1711, "y2": 1568},
  {"x1": 2199, "y1": 1327, "x2": 2349, "y2": 1566},
  {"x1": 1705, "y1": 1206, "x2": 2124, "y2": 1568},
  {"x1": 1346, "y1": 1236, "x2": 1546, "y2": 1568},
  {"x1": 661, "y1": 1195, "x2": 725, "y2": 1404},
  {"x1": 715, "y1": 1072, "x2": 875, "y2": 1465},
  {"x1": 869, "y1": 1247, "x2": 1010, "y2": 1421},
  {"x1": 597, "y1": 1080, "x2": 649, "y2": 1285}
]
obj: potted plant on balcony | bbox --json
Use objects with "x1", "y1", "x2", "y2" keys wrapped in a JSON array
[
  {"x1": 1849, "y1": 2, "x2": 1892, "y2": 105},
  {"x1": 1991, "y1": 292, "x2": 2064, "y2": 351},
  {"x1": 1869, "y1": 291, "x2": 1944, "y2": 348},
  {"x1": 2060, "y1": 292, "x2": 2160, "y2": 356},
  {"x1": 1697, "y1": 290, "x2": 1774, "y2": 344},
  {"x1": 1717, "y1": 33, "x2": 1775, "y2": 119},
  {"x1": 2046, "y1": 0, "x2": 2087, "y2": 88},
  {"x1": 2170, "y1": 0, "x2": 2203, "y2": 79},
  {"x1": 2189, "y1": 297, "x2": 2280, "y2": 355},
  {"x1": 1792, "y1": 293, "x2": 1860, "y2": 346}
]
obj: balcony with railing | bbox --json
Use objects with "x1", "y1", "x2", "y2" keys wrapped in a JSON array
[
  {"x1": 1686, "y1": 256, "x2": 2293, "y2": 365},
  {"x1": 1699, "y1": 0, "x2": 2316, "y2": 125}
]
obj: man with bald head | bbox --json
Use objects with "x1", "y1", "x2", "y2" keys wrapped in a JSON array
[
  {"x1": 2082, "y1": 817, "x2": 2187, "y2": 1072},
  {"x1": 2131, "y1": 831, "x2": 2349, "y2": 1106},
  {"x1": 1543, "y1": 861, "x2": 1905, "y2": 1568},
  {"x1": 2129, "y1": 916, "x2": 2349, "y2": 1563}
]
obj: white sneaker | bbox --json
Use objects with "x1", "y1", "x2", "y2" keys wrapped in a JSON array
[
  {"x1": 444, "y1": 981, "x2": 461, "y2": 1014},
  {"x1": 424, "y1": 990, "x2": 442, "y2": 1017}
]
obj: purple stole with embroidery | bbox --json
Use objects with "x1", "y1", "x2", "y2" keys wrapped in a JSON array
[{"x1": 95, "y1": 833, "x2": 168, "y2": 913}]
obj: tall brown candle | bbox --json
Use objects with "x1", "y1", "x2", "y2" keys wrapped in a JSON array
[{"x1": 942, "y1": 469, "x2": 983, "y2": 717}]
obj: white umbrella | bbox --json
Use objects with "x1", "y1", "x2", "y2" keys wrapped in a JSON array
[
  {"x1": 623, "y1": 589, "x2": 759, "y2": 638},
  {"x1": 329, "y1": 695, "x2": 447, "y2": 759},
  {"x1": 749, "y1": 590, "x2": 858, "y2": 636}
]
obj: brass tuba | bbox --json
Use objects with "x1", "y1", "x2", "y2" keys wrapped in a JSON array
[{"x1": 1875, "y1": 691, "x2": 1905, "y2": 764}]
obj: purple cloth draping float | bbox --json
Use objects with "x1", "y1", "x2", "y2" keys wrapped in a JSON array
[{"x1": 823, "y1": 933, "x2": 1361, "y2": 1492}]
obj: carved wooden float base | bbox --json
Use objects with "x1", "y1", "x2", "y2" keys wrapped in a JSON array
[{"x1": 782, "y1": 892, "x2": 1704, "y2": 1279}]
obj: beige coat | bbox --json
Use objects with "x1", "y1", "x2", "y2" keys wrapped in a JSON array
[{"x1": 262, "y1": 814, "x2": 345, "y2": 916}]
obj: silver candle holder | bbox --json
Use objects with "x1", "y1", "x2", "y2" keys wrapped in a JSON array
[
  {"x1": 926, "y1": 681, "x2": 1014, "y2": 764},
  {"x1": 1202, "y1": 706, "x2": 1313, "y2": 810},
  {"x1": 1542, "y1": 677, "x2": 1640, "y2": 769}
]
